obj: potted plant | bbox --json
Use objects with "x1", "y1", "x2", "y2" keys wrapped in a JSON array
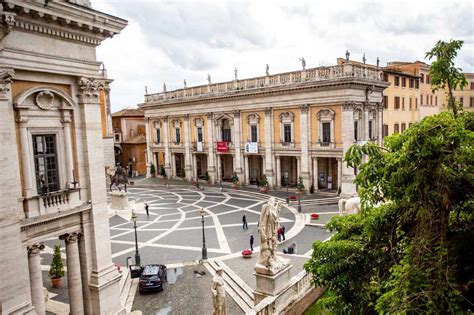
[
  {"x1": 203, "y1": 171, "x2": 210, "y2": 183},
  {"x1": 231, "y1": 172, "x2": 239, "y2": 189},
  {"x1": 289, "y1": 195, "x2": 297, "y2": 201},
  {"x1": 150, "y1": 163, "x2": 156, "y2": 177},
  {"x1": 242, "y1": 249, "x2": 252, "y2": 258},
  {"x1": 311, "y1": 213, "x2": 320, "y2": 221},
  {"x1": 160, "y1": 166, "x2": 167, "y2": 179},
  {"x1": 49, "y1": 244, "x2": 65, "y2": 288},
  {"x1": 259, "y1": 175, "x2": 269, "y2": 193},
  {"x1": 296, "y1": 177, "x2": 305, "y2": 194}
]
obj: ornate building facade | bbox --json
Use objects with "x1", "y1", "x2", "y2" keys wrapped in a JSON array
[
  {"x1": 141, "y1": 62, "x2": 388, "y2": 196},
  {"x1": 0, "y1": 1, "x2": 126, "y2": 314}
]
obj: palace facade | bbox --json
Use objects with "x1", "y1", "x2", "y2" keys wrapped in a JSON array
[
  {"x1": 141, "y1": 61, "x2": 388, "y2": 196},
  {"x1": 0, "y1": 1, "x2": 126, "y2": 314}
]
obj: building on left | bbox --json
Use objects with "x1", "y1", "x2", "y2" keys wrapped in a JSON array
[{"x1": 0, "y1": 1, "x2": 127, "y2": 314}]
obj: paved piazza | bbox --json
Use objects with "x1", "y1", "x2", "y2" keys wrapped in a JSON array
[{"x1": 109, "y1": 187, "x2": 297, "y2": 266}]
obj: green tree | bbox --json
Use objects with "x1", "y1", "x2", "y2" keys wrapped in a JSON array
[
  {"x1": 426, "y1": 39, "x2": 468, "y2": 117},
  {"x1": 49, "y1": 244, "x2": 65, "y2": 279},
  {"x1": 306, "y1": 111, "x2": 474, "y2": 314}
]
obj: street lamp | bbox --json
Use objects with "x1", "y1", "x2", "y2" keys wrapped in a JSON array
[
  {"x1": 131, "y1": 210, "x2": 141, "y2": 266},
  {"x1": 297, "y1": 188, "x2": 302, "y2": 213},
  {"x1": 199, "y1": 208, "x2": 208, "y2": 261},
  {"x1": 285, "y1": 175, "x2": 289, "y2": 204}
]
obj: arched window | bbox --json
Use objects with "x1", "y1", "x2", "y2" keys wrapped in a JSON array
[{"x1": 317, "y1": 109, "x2": 335, "y2": 147}]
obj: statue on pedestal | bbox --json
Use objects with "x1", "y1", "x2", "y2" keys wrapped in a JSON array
[
  {"x1": 109, "y1": 164, "x2": 129, "y2": 192},
  {"x1": 256, "y1": 197, "x2": 289, "y2": 275},
  {"x1": 211, "y1": 268, "x2": 227, "y2": 315}
]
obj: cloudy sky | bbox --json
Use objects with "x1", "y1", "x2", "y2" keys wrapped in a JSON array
[{"x1": 93, "y1": 0, "x2": 474, "y2": 112}]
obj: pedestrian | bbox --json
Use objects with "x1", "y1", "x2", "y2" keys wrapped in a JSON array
[
  {"x1": 242, "y1": 214, "x2": 248, "y2": 230},
  {"x1": 281, "y1": 225, "x2": 286, "y2": 241},
  {"x1": 145, "y1": 203, "x2": 149, "y2": 216},
  {"x1": 250, "y1": 234, "x2": 254, "y2": 251},
  {"x1": 277, "y1": 226, "x2": 282, "y2": 242}
]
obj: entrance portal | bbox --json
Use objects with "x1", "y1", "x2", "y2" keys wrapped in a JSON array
[
  {"x1": 195, "y1": 154, "x2": 208, "y2": 179},
  {"x1": 220, "y1": 155, "x2": 234, "y2": 181},
  {"x1": 248, "y1": 155, "x2": 263, "y2": 185},
  {"x1": 316, "y1": 157, "x2": 338, "y2": 190},
  {"x1": 280, "y1": 156, "x2": 297, "y2": 186},
  {"x1": 174, "y1": 153, "x2": 185, "y2": 178}
]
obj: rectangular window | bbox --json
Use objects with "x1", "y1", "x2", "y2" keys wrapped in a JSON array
[
  {"x1": 383, "y1": 73, "x2": 389, "y2": 81},
  {"x1": 401, "y1": 123, "x2": 406, "y2": 132},
  {"x1": 471, "y1": 82, "x2": 474, "y2": 90},
  {"x1": 402, "y1": 77, "x2": 406, "y2": 87},
  {"x1": 394, "y1": 123, "x2": 399, "y2": 134},
  {"x1": 426, "y1": 95, "x2": 429, "y2": 105},
  {"x1": 33, "y1": 134, "x2": 59, "y2": 194},
  {"x1": 395, "y1": 76, "x2": 400, "y2": 86},
  {"x1": 222, "y1": 128, "x2": 231, "y2": 142},
  {"x1": 430, "y1": 95, "x2": 433, "y2": 105},
  {"x1": 420, "y1": 73, "x2": 424, "y2": 83},
  {"x1": 421, "y1": 94, "x2": 423, "y2": 105},
  {"x1": 383, "y1": 95, "x2": 388, "y2": 109},
  {"x1": 470, "y1": 97, "x2": 474, "y2": 107},
  {"x1": 409, "y1": 78, "x2": 414, "y2": 88},
  {"x1": 427, "y1": 75, "x2": 431, "y2": 84},
  {"x1": 175, "y1": 128, "x2": 181, "y2": 143},
  {"x1": 402, "y1": 97, "x2": 405, "y2": 110},
  {"x1": 283, "y1": 124, "x2": 291, "y2": 143},
  {"x1": 251, "y1": 125, "x2": 258, "y2": 142},
  {"x1": 383, "y1": 124, "x2": 389, "y2": 138},
  {"x1": 415, "y1": 79, "x2": 419, "y2": 89},
  {"x1": 368, "y1": 120, "x2": 373, "y2": 139},
  {"x1": 322, "y1": 122, "x2": 331, "y2": 144},
  {"x1": 415, "y1": 98, "x2": 418, "y2": 109},
  {"x1": 460, "y1": 97, "x2": 463, "y2": 106},
  {"x1": 394, "y1": 96, "x2": 400, "y2": 109},
  {"x1": 354, "y1": 121, "x2": 359, "y2": 141},
  {"x1": 435, "y1": 96, "x2": 438, "y2": 106},
  {"x1": 156, "y1": 128, "x2": 161, "y2": 143},
  {"x1": 409, "y1": 98, "x2": 412, "y2": 109},
  {"x1": 197, "y1": 127, "x2": 203, "y2": 142}
]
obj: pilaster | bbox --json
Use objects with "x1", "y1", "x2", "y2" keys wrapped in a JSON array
[
  {"x1": 340, "y1": 102, "x2": 357, "y2": 196},
  {"x1": 145, "y1": 117, "x2": 152, "y2": 177},
  {"x1": 263, "y1": 107, "x2": 274, "y2": 188},
  {"x1": 163, "y1": 116, "x2": 171, "y2": 176},
  {"x1": 184, "y1": 114, "x2": 192, "y2": 181},
  {"x1": 206, "y1": 113, "x2": 216, "y2": 184},
  {"x1": 299, "y1": 104, "x2": 310, "y2": 190},
  {"x1": 233, "y1": 110, "x2": 243, "y2": 182}
]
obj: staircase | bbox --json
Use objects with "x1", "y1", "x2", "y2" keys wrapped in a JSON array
[{"x1": 204, "y1": 260, "x2": 255, "y2": 313}]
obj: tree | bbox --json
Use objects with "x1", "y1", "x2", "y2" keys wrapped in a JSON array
[
  {"x1": 426, "y1": 40, "x2": 467, "y2": 117},
  {"x1": 305, "y1": 111, "x2": 474, "y2": 314},
  {"x1": 49, "y1": 244, "x2": 65, "y2": 279}
]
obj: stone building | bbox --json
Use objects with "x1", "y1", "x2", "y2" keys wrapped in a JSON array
[
  {"x1": 141, "y1": 61, "x2": 388, "y2": 195},
  {"x1": 453, "y1": 73, "x2": 474, "y2": 112},
  {"x1": 112, "y1": 108, "x2": 147, "y2": 176},
  {"x1": 0, "y1": 1, "x2": 127, "y2": 314}
]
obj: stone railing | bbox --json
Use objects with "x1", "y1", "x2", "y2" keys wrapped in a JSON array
[
  {"x1": 24, "y1": 188, "x2": 82, "y2": 219},
  {"x1": 249, "y1": 270, "x2": 316, "y2": 315},
  {"x1": 144, "y1": 63, "x2": 383, "y2": 103}
]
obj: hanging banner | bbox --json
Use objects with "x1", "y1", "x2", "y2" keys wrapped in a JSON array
[
  {"x1": 245, "y1": 142, "x2": 258, "y2": 154},
  {"x1": 216, "y1": 141, "x2": 229, "y2": 152},
  {"x1": 197, "y1": 141, "x2": 203, "y2": 152}
]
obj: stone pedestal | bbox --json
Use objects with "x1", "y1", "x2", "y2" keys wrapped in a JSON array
[
  {"x1": 254, "y1": 264, "x2": 293, "y2": 305},
  {"x1": 110, "y1": 191, "x2": 129, "y2": 210}
]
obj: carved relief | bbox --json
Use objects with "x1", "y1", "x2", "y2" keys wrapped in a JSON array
[
  {"x1": 2, "y1": 12, "x2": 16, "y2": 33},
  {"x1": 0, "y1": 69, "x2": 14, "y2": 99},
  {"x1": 194, "y1": 117, "x2": 204, "y2": 127},
  {"x1": 60, "y1": 231, "x2": 82, "y2": 244},
  {"x1": 317, "y1": 109, "x2": 335, "y2": 120},
  {"x1": 264, "y1": 107, "x2": 272, "y2": 117},
  {"x1": 77, "y1": 77, "x2": 105, "y2": 103},
  {"x1": 171, "y1": 119, "x2": 182, "y2": 128},
  {"x1": 279, "y1": 111, "x2": 294, "y2": 123},
  {"x1": 35, "y1": 91, "x2": 55, "y2": 110},
  {"x1": 300, "y1": 104, "x2": 309, "y2": 114},
  {"x1": 246, "y1": 113, "x2": 260, "y2": 124}
]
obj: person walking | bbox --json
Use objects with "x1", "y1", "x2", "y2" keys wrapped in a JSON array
[
  {"x1": 281, "y1": 225, "x2": 286, "y2": 241},
  {"x1": 145, "y1": 203, "x2": 149, "y2": 217},
  {"x1": 250, "y1": 234, "x2": 254, "y2": 251},
  {"x1": 277, "y1": 226, "x2": 283, "y2": 242},
  {"x1": 242, "y1": 214, "x2": 248, "y2": 230}
]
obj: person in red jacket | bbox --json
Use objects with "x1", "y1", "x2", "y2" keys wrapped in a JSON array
[{"x1": 277, "y1": 226, "x2": 283, "y2": 242}]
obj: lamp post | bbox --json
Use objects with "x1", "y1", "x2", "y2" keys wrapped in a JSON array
[
  {"x1": 297, "y1": 188, "x2": 302, "y2": 213},
  {"x1": 131, "y1": 210, "x2": 141, "y2": 266},
  {"x1": 285, "y1": 175, "x2": 289, "y2": 204},
  {"x1": 200, "y1": 208, "x2": 208, "y2": 261}
]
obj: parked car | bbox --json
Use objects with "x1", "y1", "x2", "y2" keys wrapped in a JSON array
[{"x1": 138, "y1": 264, "x2": 167, "y2": 293}]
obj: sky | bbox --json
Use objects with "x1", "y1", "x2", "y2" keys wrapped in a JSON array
[{"x1": 93, "y1": 0, "x2": 474, "y2": 112}]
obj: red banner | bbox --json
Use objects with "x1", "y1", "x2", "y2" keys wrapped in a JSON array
[{"x1": 216, "y1": 141, "x2": 229, "y2": 152}]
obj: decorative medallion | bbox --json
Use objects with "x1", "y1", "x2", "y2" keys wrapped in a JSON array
[{"x1": 35, "y1": 91, "x2": 55, "y2": 110}]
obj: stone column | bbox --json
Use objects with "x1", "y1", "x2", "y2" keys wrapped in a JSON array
[
  {"x1": 61, "y1": 114, "x2": 74, "y2": 187},
  {"x1": 337, "y1": 158, "x2": 342, "y2": 192},
  {"x1": 296, "y1": 157, "x2": 300, "y2": 180},
  {"x1": 79, "y1": 219, "x2": 93, "y2": 315},
  {"x1": 275, "y1": 156, "x2": 281, "y2": 187},
  {"x1": 216, "y1": 154, "x2": 221, "y2": 182},
  {"x1": 299, "y1": 105, "x2": 310, "y2": 190},
  {"x1": 163, "y1": 116, "x2": 171, "y2": 177},
  {"x1": 193, "y1": 154, "x2": 198, "y2": 180},
  {"x1": 263, "y1": 108, "x2": 274, "y2": 188},
  {"x1": 233, "y1": 111, "x2": 243, "y2": 181},
  {"x1": 61, "y1": 232, "x2": 84, "y2": 315},
  {"x1": 244, "y1": 155, "x2": 250, "y2": 185},
  {"x1": 184, "y1": 115, "x2": 192, "y2": 181},
  {"x1": 206, "y1": 113, "x2": 216, "y2": 184},
  {"x1": 145, "y1": 118, "x2": 152, "y2": 177},
  {"x1": 28, "y1": 244, "x2": 45, "y2": 315},
  {"x1": 76, "y1": 77, "x2": 123, "y2": 314},
  {"x1": 341, "y1": 102, "x2": 357, "y2": 196},
  {"x1": 17, "y1": 117, "x2": 35, "y2": 198},
  {"x1": 312, "y1": 157, "x2": 319, "y2": 192}
]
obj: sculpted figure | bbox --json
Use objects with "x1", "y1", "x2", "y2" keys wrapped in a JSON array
[
  {"x1": 265, "y1": 64, "x2": 270, "y2": 76},
  {"x1": 207, "y1": 74, "x2": 212, "y2": 84},
  {"x1": 234, "y1": 67, "x2": 238, "y2": 80},
  {"x1": 299, "y1": 57, "x2": 306, "y2": 70},
  {"x1": 163, "y1": 82, "x2": 167, "y2": 92},
  {"x1": 211, "y1": 268, "x2": 227, "y2": 315},
  {"x1": 109, "y1": 164, "x2": 129, "y2": 192}
]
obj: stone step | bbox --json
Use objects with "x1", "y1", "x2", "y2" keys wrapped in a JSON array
[{"x1": 204, "y1": 260, "x2": 254, "y2": 313}]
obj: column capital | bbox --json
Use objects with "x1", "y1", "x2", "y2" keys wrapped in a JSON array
[
  {"x1": 264, "y1": 107, "x2": 272, "y2": 116},
  {"x1": 27, "y1": 243, "x2": 45, "y2": 256},
  {"x1": 0, "y1": 69, "x2": 15, "y2": 99},
  {"x1": 61, "y1": 117, "x2": 72, "y2": 124},
  {"x1": 300, "y1": 104, "x2": 309, "y2": 114},
  {"x1": 233, "y1": 110, "x2": 240, "y2": 118},
  {"x1": 16, "y1": 117, "x2": 29, "y2": 125},
  {"x1": 206, "y1": 112, "x2": 213, "y2": 119},
  {"x1": 77, "y1": 77, "x2": 105, "y2": 103},
  {"x1": 60, "y1": 231, "x2": 82, "y2": 244},
  {"x1": 184, "y1": 114, "x2": 190, "y2": 121}
]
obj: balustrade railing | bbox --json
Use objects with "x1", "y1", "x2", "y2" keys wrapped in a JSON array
[{"x1": 144, "y1": 63, "x2": 384, "y2": 103}]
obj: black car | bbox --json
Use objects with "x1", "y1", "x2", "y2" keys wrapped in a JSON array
[{"x1": 138, "y1": 264, "x2": 167, "y2": 293}]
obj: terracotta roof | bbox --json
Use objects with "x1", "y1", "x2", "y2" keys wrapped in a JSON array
[
  {"x1": 111, "y1": 108, "x2": 144, "y2": 117},
  {"x1": 122, "y1": 134, "x2": 146, "y2": 144}
]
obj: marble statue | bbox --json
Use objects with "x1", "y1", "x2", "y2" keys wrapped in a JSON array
[
  {"x1": 144, "y1": 85, "x2": 148, "y2": 95},
  {"x1": 163, "y1": 82, "x2": 167, "y2": 92},
  {"x1": 299, "y1": 57, "x2": 306, "y2": 70},
  {"x1": 338, "y1": 197, "x2": 361, "y2": 215},
  {"x1": 362, "y1": 53, "x2": 367, "y2": 64},
  {"x1": 266, "y1": 64, "x2": 269, "y2": 76},
  {"x1": 234, "y1": 67, "x2": 238, "y2": 81},
  {"x1": 211, "y1": 268, "x2": 227, "y2": 315},
  {"x1": 183, "y1": 79, "x2": 187, "y2": 88},
  {"x1": 345, "y1": 50, "x2": 350, "y2": 61},
  {"x1": 207, "y1": 74, "x2": 212, "y2": 84},
  {"x1": 256, "y1": 197, "x2": 289, "y2": 275},
  {"x1": 376, "y1": 57, "x2": 380, "y2": 68}
]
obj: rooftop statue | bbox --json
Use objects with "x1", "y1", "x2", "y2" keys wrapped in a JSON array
[
  {"x1": 299, "y1": 57, "x2": 306, "y2": 70},
  {"x1": 266, "y1": 64, "x2": 270, "y2": 76}
]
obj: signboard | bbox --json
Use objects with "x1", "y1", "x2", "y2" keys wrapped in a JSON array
[
  {"x1": 196, "y1": 141, "x2": 203, "y2": 152},
  {"x1": 245, "y1": 142, "x2": 258, "y2": 154},
  {"x1": 216, "y1": 141, "x2": 229, "y2": 152}
]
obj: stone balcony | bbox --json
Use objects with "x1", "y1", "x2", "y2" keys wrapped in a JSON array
[
  {"x1": 23, "y1": 188, "x2": 82, "y2": 219},
  {"x1": 144, "y1": 63, "x2": 384, "y2": 104}
]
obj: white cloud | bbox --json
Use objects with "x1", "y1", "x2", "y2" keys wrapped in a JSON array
[{"x1": 94, "y1": 0, "x2": 474, "y2": 112}]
